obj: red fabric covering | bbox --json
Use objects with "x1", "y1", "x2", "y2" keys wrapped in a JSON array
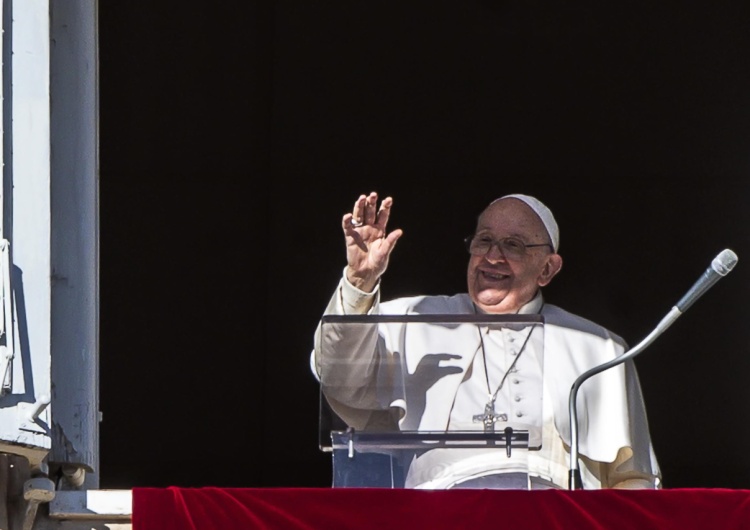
[{"x1": 133, "y1": 487, "x2": 750, "y2": 530}]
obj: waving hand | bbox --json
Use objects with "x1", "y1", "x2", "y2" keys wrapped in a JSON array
[{"x1": 342, "y1": 192, "x2": 403, "y2": 292}]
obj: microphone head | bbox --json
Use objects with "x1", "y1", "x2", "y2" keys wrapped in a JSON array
[{"x1": 712, "y1": 249, "x2": 738, "y2": 276}]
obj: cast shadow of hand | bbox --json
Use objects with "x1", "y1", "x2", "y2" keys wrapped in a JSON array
[{"x1": 400, "y1": 353, "x2": 463, "y2": 431}]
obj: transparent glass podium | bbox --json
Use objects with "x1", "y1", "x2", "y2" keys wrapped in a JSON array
[{"x1": 317, "y1": 313, "x2": 546, "y2": 490}]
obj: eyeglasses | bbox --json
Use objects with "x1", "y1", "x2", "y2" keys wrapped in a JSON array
[{"x1": 464, "y1": 235, "x2": 553, "y2": 260}]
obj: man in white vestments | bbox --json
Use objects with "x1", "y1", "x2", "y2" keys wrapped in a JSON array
[{"x1": 312, "y1": 192, "x2": 661, "y2": 489}]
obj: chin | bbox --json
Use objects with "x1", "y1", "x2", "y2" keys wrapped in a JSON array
[
  {"x1": 476, "y1": 287, "x2": 506, "y2": 302},
  {"x1": 475, "y1": 293, "x2": 510, "y2": 311},
  {"x1": 482, "y1": 305, "x2": 516, "y2": 315}
]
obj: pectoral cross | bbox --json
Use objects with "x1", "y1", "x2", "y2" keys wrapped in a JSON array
[{"x1": 472, "y1": 402, "x2": 508, "y2": 432}]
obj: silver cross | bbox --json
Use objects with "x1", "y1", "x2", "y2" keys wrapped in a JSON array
[{"x1": 473, "y1": 402, "x2": 508, "y2": 432}]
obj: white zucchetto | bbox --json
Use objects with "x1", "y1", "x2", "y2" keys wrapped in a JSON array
[{"x1": 493, "y1": 194, "x2": 560, "y2": 252}]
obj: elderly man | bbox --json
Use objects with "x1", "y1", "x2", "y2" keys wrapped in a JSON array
[{"x1": 312, "y1": 191, "x2": 661, "y2": 489}]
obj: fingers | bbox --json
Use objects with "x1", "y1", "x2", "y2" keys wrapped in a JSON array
[
  {"x1": 351, "y1": 192, "x2": 377, "y2": 227},
  {"x1": 346, "y1": 192, "x2": 394, "y2": 231},
  {"x1": 350, "y1": 194, "x2": 367, "y2": 227},
  {"x1": 374, "y1": 196, "x2": 394, "y2": 231},
  {"x1": 363, "y1": 192, "x2": 378, "y2": 225}
]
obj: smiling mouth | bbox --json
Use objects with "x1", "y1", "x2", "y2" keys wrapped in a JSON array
[{"x1": 481, "y1": 270, "x2": 510, "y2": 281}]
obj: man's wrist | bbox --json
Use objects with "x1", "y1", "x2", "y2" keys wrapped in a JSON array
[
  {"x1": 341, "y1": 268, "x2": 379, "y2": 313},
  {"x1": 345, "y1": 267, "x2": 379, "y2": 293}
]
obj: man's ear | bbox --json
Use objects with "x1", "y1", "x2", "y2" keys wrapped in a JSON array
[{"x1": 537, "y1": 253, "x2": 563, "y2": 287}]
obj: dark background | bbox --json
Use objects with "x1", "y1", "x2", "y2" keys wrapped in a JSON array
[{"x1": 98, "y1": 2, "x2": 750, "y2": 489}]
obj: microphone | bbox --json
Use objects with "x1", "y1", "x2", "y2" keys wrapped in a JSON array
[
  {"x1": 567, "y1": 249, "x2": 739, "y2": 490},
  {"x1": 676, "y1": 249, "x2": 739, "y2": 312}
]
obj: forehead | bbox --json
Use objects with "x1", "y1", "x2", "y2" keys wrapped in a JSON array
[{"x1": 475, "y1": 198, "x2": 547, "y2": 238}]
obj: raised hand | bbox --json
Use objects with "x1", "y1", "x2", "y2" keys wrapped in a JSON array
[{"x1": 342, "y1": 191, "x2": 403, "y2": 292}]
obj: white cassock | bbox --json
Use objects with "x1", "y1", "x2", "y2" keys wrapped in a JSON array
[{"x1": 312, "y1": 272, "x2": 662, "y2": 489}]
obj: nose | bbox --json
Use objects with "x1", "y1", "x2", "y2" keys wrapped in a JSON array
[{"x1": 484, "y1": 242, "x2": 507, "y2": 262}]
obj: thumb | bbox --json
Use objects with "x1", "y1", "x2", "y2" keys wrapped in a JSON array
[{"x1": 384, "y1": 228, "x2": 403, "y2": 249}]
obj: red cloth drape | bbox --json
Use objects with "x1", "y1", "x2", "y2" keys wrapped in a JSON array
[{"x1": 132, "y1": 487, "x2": 750, "y2": 530}]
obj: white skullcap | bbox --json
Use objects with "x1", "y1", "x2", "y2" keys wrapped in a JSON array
[{"x1": 493, "y1": 194, "x2": 560, "y2": 252}]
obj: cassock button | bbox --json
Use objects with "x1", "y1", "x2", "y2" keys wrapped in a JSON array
[
  {"x1": 512, "y1": 378, "x2": 520, "y2": 384},
  {"x1": 514, "y1": 396, "x2": 521, "y2": 402},
  {"x1": 515, "y1": 412, "x2": 523, "y2": 418}
]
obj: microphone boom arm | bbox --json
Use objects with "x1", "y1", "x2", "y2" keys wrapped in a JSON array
[
  {"x1": 567, "y1": 248, "x2": 737, "y2": 490},
  {"x1": 567, "y1": 307, "x2": 680, "y2": 490}
]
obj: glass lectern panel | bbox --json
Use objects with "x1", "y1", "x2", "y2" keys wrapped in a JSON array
[{"x1": 317, "y1": 314, "x2": 545, "y2": 489}]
